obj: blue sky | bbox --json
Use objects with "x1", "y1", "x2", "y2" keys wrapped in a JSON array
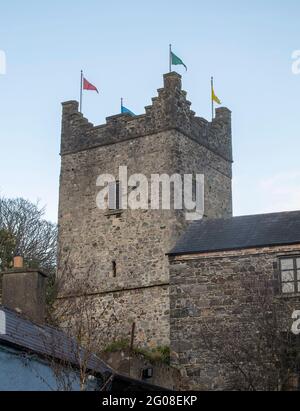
[{"x1": 0, "y1": 0, "x2": 299, "y2": 222}]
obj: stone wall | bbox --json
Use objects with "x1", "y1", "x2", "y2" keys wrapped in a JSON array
[
  {"x1": 169, "y1": 244, "x2": 300, "y2": 390},
  {"x1": 57, "y1": 72, "x2": 232, "y2": 348},
  {"x1": 60, "y1": 73, "x2": 232, "y2": 163},
  {"x1": 101, "y1": 349, "x2": 186, "y2": 390}
]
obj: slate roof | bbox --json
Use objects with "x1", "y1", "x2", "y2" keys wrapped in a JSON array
[
  {"x1": 0, "y1": 306, "x2": 168, "y2": 391},
  {"x1": 0, "y1": 306, "x2": 112, "y2": 377},
  {"x1": 169, "y1": 210, "x2": 300, "y2": 256}
]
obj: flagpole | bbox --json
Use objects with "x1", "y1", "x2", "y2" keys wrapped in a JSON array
[
  {"x1": 211, "y1": 76, "x2": 214, "y2": 121},
  {"x1": 169, "y1": 44, "x2": 172, "y2": 73},
  {"x1": 80, "y1": 70, "x2": 83, "y2": 113}
]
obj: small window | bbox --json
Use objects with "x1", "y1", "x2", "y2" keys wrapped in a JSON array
[
  {"x1": 108, "y1": 181, "x2": 121, "y2": 210},
  {"x1": 112, "y1": 261, "x2": 117, "y2": 278},
  {"x1": 280, "y1": 257, "x2": 300, "y2": 294}
]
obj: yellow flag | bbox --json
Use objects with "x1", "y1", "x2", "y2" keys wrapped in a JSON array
[{"x1": 212, "y1": 87, "x2": 221, "y2": 104}]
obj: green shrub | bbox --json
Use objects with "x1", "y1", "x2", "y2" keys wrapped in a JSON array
[
  {"x1": 103, "y1": 339, "x2": 130, "y2": 353},
  {"x1": 103, "y1": 340, "x2": 170, "y2": 365}
]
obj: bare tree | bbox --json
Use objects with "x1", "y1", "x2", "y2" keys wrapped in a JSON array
[
  {"x1": 0, "y1": 228, "x2": 16, "y2": 271},
  {"x1": 200, "y1": 278, "x2": 300, "y2": 391},
  {"x1": 43, "y1": 262, "x2": 119, "y2": 391},
  {"x1": 0, "y1": 198, "x2": 118, "y2": 391},
  {"x1": 0, "y1": 197, "x2": 57, "y2": 274}
]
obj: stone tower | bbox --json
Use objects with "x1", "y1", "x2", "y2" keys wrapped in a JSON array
[{"x1": 57, "y1": 72, "x2": 233, "y2": 348}]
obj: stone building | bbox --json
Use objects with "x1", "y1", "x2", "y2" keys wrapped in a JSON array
[
  {"x1": 57, "y1": 70, "x2": 300, "y2": 390},
  {"x1": 57, "y1": 72, "x2": 232, "y2": 348},
  {"x1": 168, "y1": 212, "x2": 300, "y2": 390}
]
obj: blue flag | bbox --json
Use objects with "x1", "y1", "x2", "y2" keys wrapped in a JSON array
[{"x1": 121, "y1": 105, "x2": 135, "y2": 116}]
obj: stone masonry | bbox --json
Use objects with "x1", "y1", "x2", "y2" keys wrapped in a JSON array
[
  {"x1": 169, "y1": 244, "x2": 300, "y2": 390},
  {"x1": 57, "y1": 72, "x2": 233, "y2": 348}
]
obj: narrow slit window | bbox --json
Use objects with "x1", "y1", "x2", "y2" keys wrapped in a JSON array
[
  {"x1": 108, "y1": 181, "x2": 121, "y2": 210},
  {"x1": 112, "y1": 261, "x2": 117, "y2": 278}
]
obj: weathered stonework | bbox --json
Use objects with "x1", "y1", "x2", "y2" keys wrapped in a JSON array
[
  {"x1": 169, "y1": 244, "x2": 300, "y2": 390},
  {"x1": 57, "y1": 72, "x2": 233, "y2": 348},
  {"x1": 2, "y1": 268, "x2": 48, "y2": 324},
  {"x1": 101, "y1": 349, "x2": 187, "y2": 390}
]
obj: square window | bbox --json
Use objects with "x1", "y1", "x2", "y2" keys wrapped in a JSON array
[
  {"x1": 281, "y1": 259, "x2": 294, "y2": 270},
  {"x1": 282, "y1": 282, "x2": 296, "y2": 294}
]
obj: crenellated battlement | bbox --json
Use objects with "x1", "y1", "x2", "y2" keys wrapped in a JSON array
[
  {"x1": 58, "y1": 70, "x2": 233, "y2": 349},
  {"x1": 61, "y1": 71, "x2": 232, "y2": 162}
]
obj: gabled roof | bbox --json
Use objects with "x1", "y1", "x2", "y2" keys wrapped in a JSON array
[
  {"x1": 0, "y1": 306, "x2": 169, "y2": 391},
  {"x1": 169, "y1": 210, "x2": 300, "y2": 256}
]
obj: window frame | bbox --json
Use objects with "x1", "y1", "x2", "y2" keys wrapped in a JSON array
[{"x1": 108, "y1": 180, "x2": 121, "y2": 211}]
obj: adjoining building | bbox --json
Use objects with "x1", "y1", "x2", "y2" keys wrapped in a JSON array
[
  {"x1": 168, "y1": 211, "x2": 300, "y2": 390},
  {"x1": 0, "y1": 260, "x2": 167, "y2": 391},
  {"x1": 0, "y1": 306, "x2": 107, "y2": 391}
]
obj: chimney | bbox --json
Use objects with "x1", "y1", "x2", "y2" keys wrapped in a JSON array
[
  {"x1": 13, "y1": 255, "x2": 24, "y2": 268},
  {"x1": 1, "y1": 255, "x2": 48, "y2": 324}
]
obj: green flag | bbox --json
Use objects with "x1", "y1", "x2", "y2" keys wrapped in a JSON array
[{"x1": 171, "y1": 51, "x2": 187, "y2": 71}]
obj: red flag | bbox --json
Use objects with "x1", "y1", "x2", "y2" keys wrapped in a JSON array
[{"x1": 83, "y1": 77, "x2": 99, "y2": 93}]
